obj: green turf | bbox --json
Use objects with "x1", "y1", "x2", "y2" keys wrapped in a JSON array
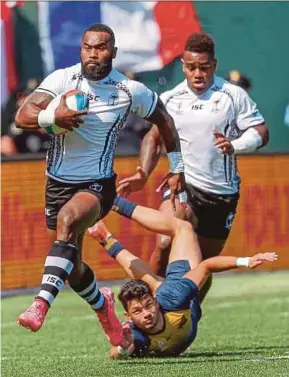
[{"x1": 2, "y1": 272, "x2": 289, "y2": 377}]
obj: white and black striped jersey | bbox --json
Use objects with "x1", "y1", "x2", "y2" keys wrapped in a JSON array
[
  {"x1": 36, "y1": 64, "x2": 158, "y2": 183},
  {"x1": 160, "y1": 75, "x2": 265, "y2": 195}
]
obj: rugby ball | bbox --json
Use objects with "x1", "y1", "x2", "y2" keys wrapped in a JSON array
[{"x1": 45, "y1": 90, "x2": 89, "y2": 135}]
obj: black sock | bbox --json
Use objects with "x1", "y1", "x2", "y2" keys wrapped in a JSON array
[
  {"x1": 69, "y1": 263, "x2": 104, "y2": 310},
  {"x1": 37, "y1": 240, "x2": 77, "y2": 306}
]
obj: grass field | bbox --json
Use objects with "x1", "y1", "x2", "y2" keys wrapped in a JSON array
[{"x1": 2, "y1": 272, "x2": 289, "y2": 377}]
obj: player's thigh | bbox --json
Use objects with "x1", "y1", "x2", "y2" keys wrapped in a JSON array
[
  {"x1": 156, "y1": 260, "x2": 199, "y2": 311},
  {"x1": 156, "y1": 198, "x2": 196, "y2": 249},
  {"x1": 46, "y1": 175, "x2": 116, "y2": 232},
  {"x1": 57, "y1": 191, "x2": 101, "y2": 234}
]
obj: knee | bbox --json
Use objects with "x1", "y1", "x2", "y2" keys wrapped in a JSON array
[
  {"x1": 57, "y1": 208, "x2": 77, "y2": 237},
  {"x1": 156, "y1": 234, "x2": 172, "y2": 252},
  {"x1": 173, "y1": 218, "x2": 194, "y2": 236}
]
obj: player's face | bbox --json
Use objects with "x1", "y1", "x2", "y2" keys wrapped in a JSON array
[
  {"x1": 81, "y1": 31, "x2": 117, "y2": 81},
  {"x1": 127, "y1": 294, "x2": 161, "y2": 332},
  {"x1": 182, "y1": 51, "x2": 217, "y2": 94}
]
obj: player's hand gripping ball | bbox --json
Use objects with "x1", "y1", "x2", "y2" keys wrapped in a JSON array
[{"x1": 45, "y1": 90, "x2": 89, "y2": 135}]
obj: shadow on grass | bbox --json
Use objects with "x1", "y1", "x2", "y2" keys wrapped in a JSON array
[{"x1": 118, "y1": 345, "x2": 289, "y2": 365}]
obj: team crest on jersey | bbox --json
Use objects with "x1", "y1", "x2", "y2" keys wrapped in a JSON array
[
  {"x1": 211, "y1": 99, "x2": 221, "y2": 113},
  {"x1": 176, "y1": 102, "x2": 183, "y2": 114},
  {"x1": 108, "y1": 93, "x2": 119, "y2": 106}
]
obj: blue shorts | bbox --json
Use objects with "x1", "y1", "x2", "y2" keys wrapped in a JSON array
[
  {"x1": 156, "y1": 260, "x2": 202, "y2": 345},
  {"x1": 156, "y1": 260, "x2": 202, "y2": 315}
]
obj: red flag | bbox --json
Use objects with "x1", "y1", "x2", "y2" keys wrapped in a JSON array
[{"x1": 1, "y1": 1, "x2": 23, "y2": 106}]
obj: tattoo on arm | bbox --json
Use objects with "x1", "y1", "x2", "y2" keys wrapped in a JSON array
[
  {"x1": 140, "y1": 124, "x2": 163, "y2": 176},
  {"x1": 15, "y1": 91, "x2": 54, "y2": 129}
]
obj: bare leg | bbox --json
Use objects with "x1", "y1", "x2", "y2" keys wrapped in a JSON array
[
  {"x1": 149, "y1": 199, "x2": 196, "y2": 276},
  {"x1": 130, "y1": 205, "x2": 202, "y2": 269}
]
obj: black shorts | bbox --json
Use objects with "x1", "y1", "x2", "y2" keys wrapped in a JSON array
[
  {"x1": 45, "y1": 175, "x2": 117, "y2": 230},
  {"x1": 163, "y1": 184, "x2": 239, "y2": 240}
]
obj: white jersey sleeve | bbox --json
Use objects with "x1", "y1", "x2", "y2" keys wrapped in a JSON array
[
  {"x1": 234, "y1": 87, "x2": 265, "y2": 130},
  {"x1": 131, "y1": 81, "x2": 158, "y2": 119},
  {"x1": 35, "y1": 69, "x2": 69, "y2": 98}
]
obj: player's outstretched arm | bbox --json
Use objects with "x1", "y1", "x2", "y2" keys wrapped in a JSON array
[
  {"x1": 118, "y1": 98, "x2": 186, "y2": 210},
  {"x1": 117, "y1": 125, "x2": 162, "y2": 197},
  {"x1": 184, "y1": 252, "x2": 278, "y2": 289},
  {"x1": 88, "y1": 221, "x2": 163, "y2": 293}
]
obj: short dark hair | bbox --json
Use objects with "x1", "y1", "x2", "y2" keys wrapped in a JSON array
[
  {"x1": 118, "y1": 280, "x2": 153, "y2": 311},
  {"x1": 83, "y1": 23, "x2": 115, "y2": 45},
  {"x1": 184, "y1": 32, "x2": 215, "y2": 59}
]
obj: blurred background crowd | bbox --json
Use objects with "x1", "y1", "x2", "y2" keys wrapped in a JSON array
[{"x1": 1, "y1": 1, "x2": 289, "y2": 157}]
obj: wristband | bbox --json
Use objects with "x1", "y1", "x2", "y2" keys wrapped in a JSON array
[
  {"x1": 231, "y1": 127, "x2": 262, "y2": 154},
  {"x1": 167, "y1": 152, "x2": 184, "y2": 173},
  {"x1": 38, "y1": 108, "x2": 55, "y2": 128},
  {"x1": 236, "y1": 257, "x2": 250, "y2": 267}
]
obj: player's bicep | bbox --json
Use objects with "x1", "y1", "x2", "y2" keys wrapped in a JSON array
[
  {"x1": 235, "y1": 87, "x2": 265, "y2": 130},
  {"x1": 131, "y1": 81, "x2": 158, "y2": 119},
  {"x1": 15, "y1": 91, "x2": 54, "y2": 128},
  {"x1": 146, "y1": 98, "x2": 173, "y2": 129},
  {"x1": 21, "y1": 91, "x2": 54, "y2": 110}
]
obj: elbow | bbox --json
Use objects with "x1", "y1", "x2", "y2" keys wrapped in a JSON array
[
  {"x1": 255, "y1": 124, "x2": 269, "y2": 147},
  {"x1": 15, "y1": 109, "x2": 26, "y2": 129},
  {"x1": 263, "y1": 127, "x2": 270, "y2": 146}
]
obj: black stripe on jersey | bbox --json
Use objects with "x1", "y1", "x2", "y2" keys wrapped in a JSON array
[
  {"x1": 36, "y1": 88, "x2": 57, "y2": 97},
  {"x1": 54, "y1": 134, "x2": 65, "y2": 174},
  {"x1": 223, "y1": 123, "x2": 230, "y2": 182},
  {"x1": 47, "y1": 135, "x2": 56, "y2": 173},
  {"x1": 52, "y1": 135, "x2": 63, "y2": 174},
  {"x1": 98, "y1": 114, "x2": 121, "y2": 171},
  {"x1": 223, "y1": 155, "x2": 228, "y2": 182},
  {"x1": 41, "y1": 284, "x2": 59, "y2": 297}
]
